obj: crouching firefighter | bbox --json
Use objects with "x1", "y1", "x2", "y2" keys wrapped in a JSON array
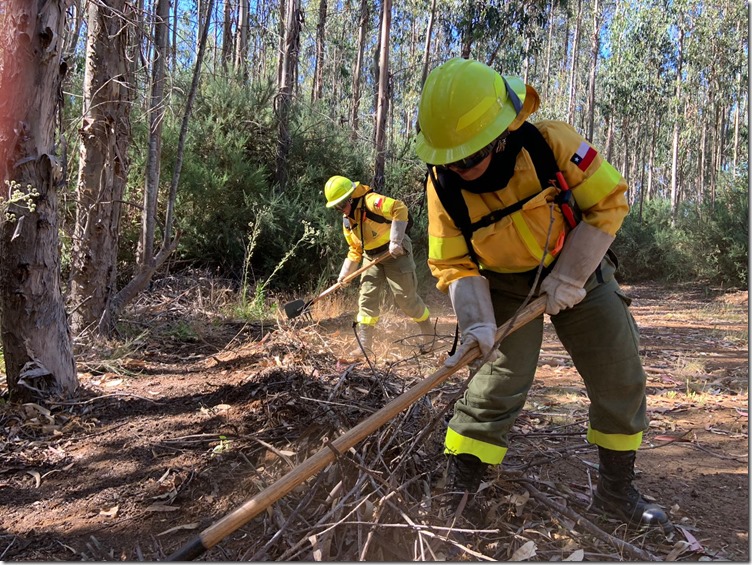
[
  {"x1": 414, "y1": 58, "x2": 673, "y2": 532},
  {"x1": 324, "y1": 175, "x2": 437, "y2": 357}
]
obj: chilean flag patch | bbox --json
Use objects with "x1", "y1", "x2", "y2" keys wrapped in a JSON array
[
  {"x1": 571, "y1": 141, "x2": 597, "y2": 171},
  {"x1": 374, "y1": 197, "x2": 384, "y2": 209}
]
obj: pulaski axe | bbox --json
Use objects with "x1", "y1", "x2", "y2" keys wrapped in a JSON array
[{"x1": 283, "y1": 252, "x2": 391, "y2": 320}]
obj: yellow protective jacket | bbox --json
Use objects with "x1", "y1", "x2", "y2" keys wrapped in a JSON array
[
  {"x1": 427, "y1": 120, "x2": 628, "y2": 292},
  {"x1": 343, "y1": 185, "x2": 409, "y2": 262}
]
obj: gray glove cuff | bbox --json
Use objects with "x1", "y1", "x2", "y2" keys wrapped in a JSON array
[
  {"x1": 549, "y1": 222, "x2": 615, "y2": 288},
  {"x1": 390, "y1": 220, "x2": 408, "y2": 246},
  {"x1": 338, "y1": 258, "x2": 359, "y2": 281},
  {"x1": 448, "y1": 276, "x2": 496, "y2": 332}
]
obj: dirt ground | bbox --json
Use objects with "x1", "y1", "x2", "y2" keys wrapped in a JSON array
[{"x1": 0, "y1": 279, "x2": 748, "y2": 562}]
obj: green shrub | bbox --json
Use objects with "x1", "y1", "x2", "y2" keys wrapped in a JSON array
[{"x1": 615, "y1": 169, "x2": 748, "y2": 288}]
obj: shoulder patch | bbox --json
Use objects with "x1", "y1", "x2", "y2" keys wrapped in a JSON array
[
  {"x1": 373, "y1": 196, "x2": 384, "y2": 209},
  {"x1": 571, "y1": 141, "x2": 597, "y2": 171}
]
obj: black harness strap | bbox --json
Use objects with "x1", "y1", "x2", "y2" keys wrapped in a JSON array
[
  {"x1": 427, "y1": 165, "x2": 480, "y2": 265},
  {"x1": 427, "y1": 122, "x2": 582, "y2": 268}
]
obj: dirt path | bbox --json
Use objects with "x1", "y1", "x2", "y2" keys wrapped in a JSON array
[{"x1": 0, "y1": 283, "x2": 747, "y2": 561}]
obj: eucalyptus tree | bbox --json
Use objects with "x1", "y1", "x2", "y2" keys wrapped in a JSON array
[
  {"x1": 585, "y1": 0, "x2": 602, "y2": 141},
  {"x1": 0, "y1": 0, "x2": 77, "y2": 400},
  {"x1": 351, "y1": 0, "x2": 370, "y2": 139},
  {"x1": 275, "y1": 0, "x2": 302, "y2": 191},
  {"x1": 69, "y1": 0, "x2": 136, "y2": 337},
  {"x1": 312, "y1": 0, "x2": 328, "y2": 102},
  {"x1": 236, "y1": 0, "x2": 250, "y2": 76},
  {"x1": 373, "y1": 0, "x2": 392, "y2": 190}
]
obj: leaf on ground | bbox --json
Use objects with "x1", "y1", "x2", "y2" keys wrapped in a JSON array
[
  {"x1": 563, "y1": 548, "x2": 584, "y2": 561},
  {"x1": 145, "y1": 503, "x2": 180, "y2": 512},
  {"x1": 26, "y1": 470, "x2": 41, "y2": 488},
  {"x1": 665, "y1": 540, "x2": 691, "y2": 561},
  {"x1": 677, "y1": 525, "x2": 704, "y2": 552},
  {"x1": 654, "y1": 434, "x2": 691, "y2": 443},
  {"x1": 156, "y1": 522, "x2": 199, "y2": 536},
  {"x1": 509, "y1": 540, "x2": 537, "y2": 561}
]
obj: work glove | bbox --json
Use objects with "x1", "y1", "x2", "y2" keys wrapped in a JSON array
[
  {"x1": 540, "y1": 222, "x2": 615, "y2": 315},
  {"x1": 445, "y1": 276, "x2": 501, "y2": 368},
  {"x1": 337, "y1": 258, "x2": 359, "y2": 285},
  {"x1": 389, "y1": 220, "x2": 408, "y2": 257}
]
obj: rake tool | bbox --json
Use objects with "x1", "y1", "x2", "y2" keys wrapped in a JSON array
[
  {"x1": 166, "y1": 295, "x2": 547, "y2": 561},
  {"x1": 283, "y1": 252, "x2": 391, "y2": 320}
]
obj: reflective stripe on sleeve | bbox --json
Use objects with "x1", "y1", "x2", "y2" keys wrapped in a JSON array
[
  {"x1": 380, "y1": 197, "x2": 396, "y2": 216},
  {"x1": 428, "y1": 233, "x2": 468, "y2": 261},
  {"x1": 572, "y1": 160, "x2": 623, "y2": 211},
  {"x1": 444, "y1": 427, "x2": 508, "y2": 465}
]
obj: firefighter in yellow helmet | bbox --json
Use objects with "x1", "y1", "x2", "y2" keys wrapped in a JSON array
[
  {"x1": 416, "y1": 58, "x2": 672, "y2": 532},
  {"x1": 324, "y1": 175, "x2": 436, "y2": 357}
]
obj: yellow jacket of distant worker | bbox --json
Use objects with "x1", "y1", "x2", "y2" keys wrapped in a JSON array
[
  {"x1": 343, "y1": 185, "x2": 409, "y2": 262},
  {"x1": 426, "y1": 120, "x2": 629, "y2": 292}
]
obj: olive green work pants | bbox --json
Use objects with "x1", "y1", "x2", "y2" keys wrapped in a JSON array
[
  {"x1": 357, "y1": 236, "x2": 429, "y2": 325},
  {"x1": 446, "y1": 255, "x2": 649, "y2": 464}
]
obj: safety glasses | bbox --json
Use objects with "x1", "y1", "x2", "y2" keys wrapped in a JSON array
[
  {"x1": 335, "y1": 198, "x2": 352, "y2": 213},
  {"x1": 444, "y1": 131, "x2": 510, "y2": 172},
  {"x1": 445, "y1": 140, "x2": 498, "y2": 171}
]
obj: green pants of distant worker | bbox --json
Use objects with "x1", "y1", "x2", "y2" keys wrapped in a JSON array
[
  {"x1": 445, "y1": 254, "x2": 649, "y2": 465},
  {"x1": 357, "y1": 236, "x2": 430, "y2": 326}
]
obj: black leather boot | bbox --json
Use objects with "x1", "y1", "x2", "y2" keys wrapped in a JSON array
[
  {"x1": 348, "y1": 323, "x2": 375, "y2": 357},
  {"x1": 594, "y1": 447, "x2": 674, "y2": 533},
  {"x1": 443, "y1": 453, "x2": 488, "y2": 519},
  {"x1": 417, "y1": 318, "x2": 437, "y2": 354}
]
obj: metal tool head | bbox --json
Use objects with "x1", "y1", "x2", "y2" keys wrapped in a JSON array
[{"x1": 283, "y1": 299, "x2": 313, "y2": 320}]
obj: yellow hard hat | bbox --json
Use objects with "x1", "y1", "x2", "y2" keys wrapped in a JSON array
[
  {"x1": 415, "y1": 58, "x2": 539, "y2": 165},
  {"x1": 324, "y1": 175, "x2": 358, "y2": 208}
]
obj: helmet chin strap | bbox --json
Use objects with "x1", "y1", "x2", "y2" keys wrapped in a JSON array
[
  {"x1": 502, "y1": 76, "x2": 523, "y2": 114},
  {"x1": 347, "y1": 196, "x2": 362, "y2": 219}
]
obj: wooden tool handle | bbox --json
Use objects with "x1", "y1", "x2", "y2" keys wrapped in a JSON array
[{"x1": 309, "y1": 252, "x2": 391, "y2": 306}]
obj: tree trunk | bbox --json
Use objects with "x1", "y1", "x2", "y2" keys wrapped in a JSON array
[
  {"x1": 69, "y1": 0, "x2": 134, "y2": 337},
  {"x1": 276, "y1": 0, "x2": 286, "y2": 87},
  {"x1": 699, "y1": 115, "x2": 707, "y2": 207},
  {"x1": 62, "y1": 0, "x2": 86, "y2": 59},
  {"x1": 0, "y1": 0, "x2": 77, "y2": 401},
  {"x1": 419, "y1": 0, "x2": 437, "y2": 90},
  {"x1": 647, "y1": 118, "x2": 658, "y2": 203},
  {"x1": 373, "y1": 0, "x2": 392, "y2": 191},
  {"x1": 139, "y1": 0, "x2": 170, "y2": 267},
  {"x1": 275, "y1": 0, "x2": 301, "y2": 191},
  {"x1": 312, "y1": 0, "x2": 327, "y2": 103},
  {"x1": 163, "y1": 0, "x2": 214, "y2": 249},
  {"x1": 221, "y1": 0, "x2": 234, "y2": 70},
  {"x1": 235, "y1": 0, "x2": 249, "y2": 76},
  {"x1": 602, "y1": 114, "x2": 610, "y2": 162},
  {"x1": 172, "y1": 0, "x2": 179, "y2": 68},
  {"x1": 733, "y1": 26, "x2": 743, "y2": 171},
  {"x1": 670, "y1": 28, "x2": 684, "y2": 225},
  {"x1": 566, "y1": 0, "x2": 582, "y2": 125},
  {"x1": 585, "y1": 0, "x2": 600, "y2": 141},
  {"x1": 108, "y1": 0, "x2": 177, "y2": 328},
  {"x1": 350, "y1": 0, "x2": 368, "y2": 139},
  {"x1": 543, "y1": 0, "x2": 555, "y2": 103}
]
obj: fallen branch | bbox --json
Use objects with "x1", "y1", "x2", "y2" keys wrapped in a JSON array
[{"x1": 516, "y1": 479, "x2": 660, "y2": 562}]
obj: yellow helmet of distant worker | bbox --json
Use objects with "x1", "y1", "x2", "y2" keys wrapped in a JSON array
[
  {"x1": 415, "y1": 57, "x2": 540, "y2": 165},
  {"x1": 324, "y1": 175, "x2": 358, "y2": 208}
]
